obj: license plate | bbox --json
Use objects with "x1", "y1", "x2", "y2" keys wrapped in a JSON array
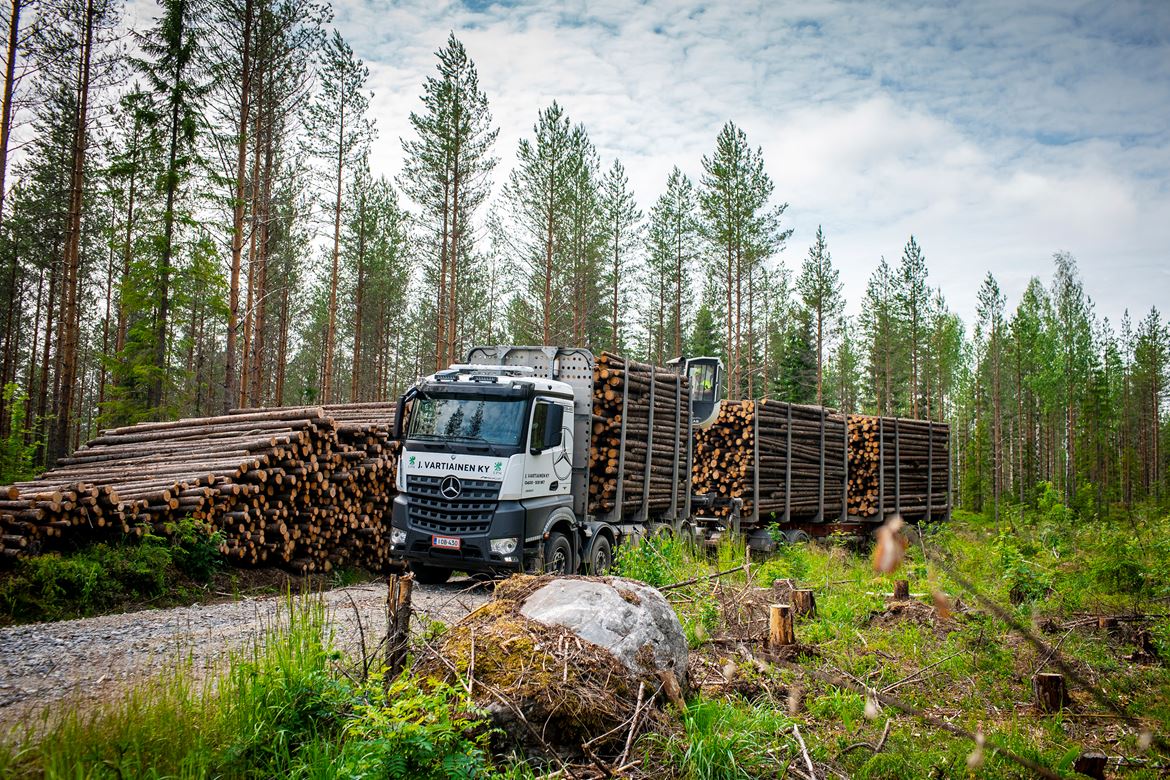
[{"x1": 431, "y1": 535, "x2": 461, "y2": 550}]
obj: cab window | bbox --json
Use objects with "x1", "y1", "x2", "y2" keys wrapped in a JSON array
[{"x1": 530, "y1": 400, "x2": 549, "y2": 451}]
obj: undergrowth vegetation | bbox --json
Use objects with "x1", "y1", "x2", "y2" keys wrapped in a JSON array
[
  {"x1": 0, "y1": 518, "x2": 224, "y2": 623},
  {"x1": 2, "y1": 502, "x2": 1169, "y2": 778}
]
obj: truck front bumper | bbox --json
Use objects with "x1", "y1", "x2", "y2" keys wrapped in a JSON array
[{"x1": 387, "y1": 494, "x2": 533, "y2": 574}]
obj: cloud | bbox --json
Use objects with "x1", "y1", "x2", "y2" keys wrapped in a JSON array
[{"x1": 334, "y1": 0, "x2": 1170, "y2": 326}]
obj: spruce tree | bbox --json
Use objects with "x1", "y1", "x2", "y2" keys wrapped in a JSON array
[{"x1": 132, "y1": 0, "x2": 210, "y2": 414}]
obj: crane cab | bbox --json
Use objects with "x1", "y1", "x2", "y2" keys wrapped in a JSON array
[{"x1": 666, "y1": 355, "x2": 724, "y2": 429}]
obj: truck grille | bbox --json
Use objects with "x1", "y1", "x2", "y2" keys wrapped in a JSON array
[{"x1": 405, "y1": 475, "x2": 500, "y2": 535}]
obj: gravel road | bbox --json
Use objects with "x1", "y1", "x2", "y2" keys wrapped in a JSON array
[{"x1": 0, "y1": 579, "x2": 491, "y2": 732}]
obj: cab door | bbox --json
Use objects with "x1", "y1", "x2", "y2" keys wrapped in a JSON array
[{"x1": 523, "y1": 398, "x2": 573, "y2": 498}]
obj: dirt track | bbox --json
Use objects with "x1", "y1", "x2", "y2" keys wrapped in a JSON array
[{"x1": 0, "y1": 579, "x2": 490, "y2": 733}]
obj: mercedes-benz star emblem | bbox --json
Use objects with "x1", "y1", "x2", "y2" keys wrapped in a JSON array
[{"x1": 440, "y1": 476, "x2": 462, "y2": 499}]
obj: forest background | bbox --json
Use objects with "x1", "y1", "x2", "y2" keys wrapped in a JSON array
[{"x1": 0, "y1": 0, "x2": 1165, "y2": 522}]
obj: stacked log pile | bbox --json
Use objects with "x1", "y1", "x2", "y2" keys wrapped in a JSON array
[
  {"x1": 0, "y1": 403, "x2": 401, "y2": 572},
  {"x1": 847, "y1": 414, "x2": 950, "y2": 520},
  {"x1": 691, "y1": 399, "x2": 847, "y2": 523},
  {"x1": 589, "y1": 352, "x2": 690, "y2": 516}
]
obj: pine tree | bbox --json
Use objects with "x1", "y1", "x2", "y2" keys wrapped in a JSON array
[
  {"x1": 562, "y1": 124, "x2": 605, "y2": 347},
  {"x1": 975, "y1": 272, "x2": 1006, "y2": 520},
  {"x1": 645, "y1": 166, "x2": 699, "y2": 359},
  {"x1": 306, "y1": 30, "x2": 371, "y2": 403},
  {"x1": 400, "y1": 33, "x2": 497, "y2": 371},
  {"x1": 896, "y1": 235, "x2": 929, "y2": 418},
  {"x1": 600, "y1": 159, "x2": 640, "y2": 352},
  {"x1": 775, "y1": 308, "x2": 816, "y2": 403},
  {"x1": 499, "y1": 102, "x2": 575, "y2": 344},
  {"x1": 699, "y1": 121, "x2": 790, "y2": 398},
  {"x1": 796, "y1": 225, "x2": 843, "y2": 405}
]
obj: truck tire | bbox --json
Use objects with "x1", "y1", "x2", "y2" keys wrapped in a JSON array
[
  {"x1": 785, "y1": 529, "x2": 811, "y2": 545},
  {"x1": 586, "y1": 535, "x2": 613, "y2": 575},
  {"x1": 411, "y1": 563, "x2": 452, "y2": 585},
  {"x1": 544, "y1": 532, "x2": 573, "y2": 575}
]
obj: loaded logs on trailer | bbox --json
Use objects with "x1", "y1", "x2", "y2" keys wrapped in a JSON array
[
  {"x1": 0, "y1": 403, "x2": 402, "y2": 573},
  {"x1": 691, "y1": 399, "x2": 847, "y2": 523},
  {"x1": 588, "y1": 352, "x2": 691, "y2": 517},
  {"x1": 846, "y1": 414, "x2": 950, "y2": 521}
]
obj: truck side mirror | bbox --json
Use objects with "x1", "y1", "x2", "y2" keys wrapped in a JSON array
[
  {"x1": 393, "y1": 388, "x2": 417, "y2": 440},
  {"x1": 542, "y1": 404, "x2": 563, "y2": 450}
]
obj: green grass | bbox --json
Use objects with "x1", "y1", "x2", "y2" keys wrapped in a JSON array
[
  {"x1": 649, "y1": 698, "x2": 795, "y2": 780},
  {"x1": 0, "y1": 597, "x2": 500, "y2": 779},
  {"x1": 619, "y1": 506, "x2": 1170, "y2": 778},
  {"x1": 3, "y1": 505, "x2": 1169, "y2": 779}
]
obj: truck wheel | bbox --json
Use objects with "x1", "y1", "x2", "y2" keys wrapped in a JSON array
[
  {"x1": 587, "y1": 535, "x2": 613, "y2": 575},
  {"x1": 785, "y1": 529, "x2": 811, "y2": 545},
  {"x1": 544, "y1": 532, "x2": 573, "y2": 575},
  {"x1": 410, "y1": 563, "x2": 452, "y2": 585}
]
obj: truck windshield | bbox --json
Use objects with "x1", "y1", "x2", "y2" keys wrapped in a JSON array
[{"x1": 408, "y1": 395, "x2": 528, "y2": 447}]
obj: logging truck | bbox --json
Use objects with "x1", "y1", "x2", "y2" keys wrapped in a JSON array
[
  {"x1": 387, "y1": 345, "x2": 951, "y2": 584},
  {"x1": 387, "y1": 346, "x2": 721, "y2": 583}
]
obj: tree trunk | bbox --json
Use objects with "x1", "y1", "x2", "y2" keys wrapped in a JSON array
[
  {"x1": 542, "y1": 165, "x2": 554, "y2": 345},
  {"x1": 238, "y1": 58, "x2": 264, "y2": 409},
  {"x1": 247, "y1": 102, "x2": 274, "y2": 406},
  {"x1": 223, "y1": 0, "x2": 252, "y2": 412},
  {"x1": 436, "y1": 176, "x2": 449, "y2": 370},
  {"x1": 350, "y1": 193, "x2": 366, "y2": 402},
  {"x1": 274, "y1": 282, "x2": 289, "y2": 405},
  {"x1": 323, "y1": 99, "x2": 344, "y2": 403},
  {"x1": 50, "y1": 0, "x2": 96, "y2": 462},
  {"x1": 674, "y1": 212, "x2": 682, "y2": 357},
  {"x1": 0, "y1": 0, "x2": 23, "y2": 228},
  {"x1": 448, "y1": 106, "x2": 461, "y2": 366}
]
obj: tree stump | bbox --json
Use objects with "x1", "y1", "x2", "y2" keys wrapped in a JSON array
[
  {"x1": 769, "y1": 603, "x2": 795, "y2": 648},
  {"x1": 385, "y1": 572, "x2": 414, "y2": 679},
  {"x1": 1072, "y1": 751, "x2": 1106, "y2": 779},
  {"x1": 893, "y1": 580, "x2": 910, "y2": 600},
  {"x1": 1033, "y1": 672, "x2": 1068, "y2": 713},
  {"x1": 1097, "y1": 616, "x2": 1118, "y2": 634},
  {"x1": 791, "y1": 589, "x2": 817, "y2": 617}
]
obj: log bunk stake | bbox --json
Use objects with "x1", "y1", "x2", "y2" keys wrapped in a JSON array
[
  {"x1": 588, "y1": 353, "x2": 691, "y2": 520},
  {"x1": 847, "y1": 414, "x2": 951, "y2": 522},
  {"x1": 0, "y1": 403, "x2": 403, "y2": 573},
  {"x1": 690, "y1": 399, "x2": 847, "y2": 525}
]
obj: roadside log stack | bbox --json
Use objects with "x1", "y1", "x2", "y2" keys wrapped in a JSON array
[
  {"x1": 846, "y1": 414, "x2": 950, "y2": 521},
  {"x1": 0, "y1": 403, "x2": 401, "y2": 572},
  {"x1": 589, "y1": 352, "x2": 691, "y2": 517},
  {"x1": 691, "y1": 399, "x2": 847, "y2": 524}
]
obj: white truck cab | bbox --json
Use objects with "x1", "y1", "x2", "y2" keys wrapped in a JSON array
[{"x1": 389, "y1": 353, "x2": 583, "y2": 582}]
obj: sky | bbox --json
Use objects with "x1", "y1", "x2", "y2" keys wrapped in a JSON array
[{"x1": 316, "y1": 0, "x2": 1170, "y2": 329}]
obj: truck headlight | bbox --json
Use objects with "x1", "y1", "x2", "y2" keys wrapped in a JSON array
[
  {"x1": 490, "y1": 537, "x2": 518, "y2": 555},
  {"x1": 390, "y1": 528, "x2": 407, "y2": 546}
]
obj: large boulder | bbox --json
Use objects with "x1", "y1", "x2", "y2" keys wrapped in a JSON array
[
  {"x1": 519, "y1": 576, "x2": 688, "y2": 687},
  {"x1": 422, "y1": 575, "x2": 687, "y2": 754}
]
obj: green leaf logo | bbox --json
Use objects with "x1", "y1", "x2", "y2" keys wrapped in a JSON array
[
  {"x1": 408, "y1": 455, "x2": 416, "y2": 466},
  {"x1": 493, "y1": 461, "x2": 503, "y2": 473}
]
